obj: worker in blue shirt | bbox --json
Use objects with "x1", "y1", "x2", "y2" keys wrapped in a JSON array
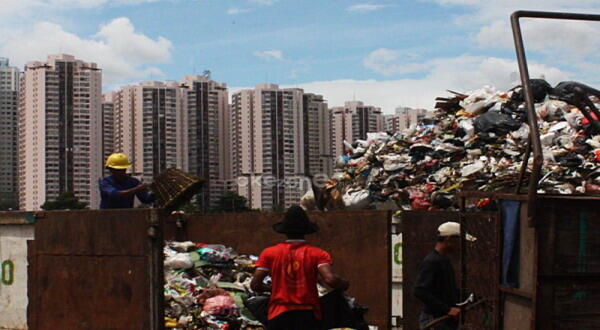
[{"x1": 99, "y1": 153, "x2": 155, "y2": 209}]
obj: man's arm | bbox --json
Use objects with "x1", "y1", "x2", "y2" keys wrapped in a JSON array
[
  {"x1": 100, "y1": 179, "x2": 150, "y2": 199},
  {"x1": 318, "y1": 264, "x2": 349, "y2": 291},
  {"x1": 135, "y1": 185, "x2": 155, "y2": 204},
  {"x1": 250, "y1": 268, "x2": 271, "y2": 293},
  {"x1": 414, "y1": 260, "x2": 454, "y2": 317},
  {"x1": 120, "y1": 183, "x2": 150, "y2": 198}
]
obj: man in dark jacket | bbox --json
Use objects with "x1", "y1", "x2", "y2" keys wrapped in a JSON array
[
  {"x1": 98, "y1": 153, "x2": 154, "y2": 209},
  {"x1": 414, "y1": 222, "x2": 476, "y2": 329}
]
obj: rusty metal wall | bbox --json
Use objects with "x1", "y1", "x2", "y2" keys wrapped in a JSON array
[
  {"x1": 164, "y1": 210, "x2": 392, "y2": 329},
  {"x1": 535, "y1": 199, "x2": 600, "y2": 330},
  {"x1": 401, "y1": 211, "x2": 460, "y2": 330},
  {"x1": 27, "y1": 209, "x2": 163, "y2": 330},
  {"x1": 461, "y1": 212, "x2": 500, "y2": 330}
]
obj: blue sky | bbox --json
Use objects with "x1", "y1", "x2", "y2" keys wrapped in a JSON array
[{"x1": 1, "y1": 0, "x2": 600, "y2": 112}]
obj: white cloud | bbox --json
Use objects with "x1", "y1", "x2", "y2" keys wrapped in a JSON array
[
  {"x1": 347, "y1": 4, "x2": 388, "y2": 12},
  {"x1": 249, "y1": 0, "x2": 277, "y2": 5},
  {"x1": 363, "y1": 48, "x2": 428, "y2": 75},
  {"x1": 0, "y1": 0, "x2": 165, "y2": 17},
  {"x1": 1, "y1": 17, "x2": 173, "y2": 87},
  {"x1": 227, "y1": 7, "x2": 251, "y2": 15},
  {"x1": 426, "y1": 0, "x2": 600, "y2": 55},
  {"x1": 289, "y1": 55, "x2": 568, "y2": 112},
  {"x1": 477, "y1": 19, "x2": 600, "y2": 58},
  {"x1": 254, "y1": 50, "x2": 284, "y2": 61}
]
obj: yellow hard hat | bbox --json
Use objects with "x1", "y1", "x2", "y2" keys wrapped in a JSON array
[{"x1": 105, "y1": 153, "x2": 132, "y2": 169}]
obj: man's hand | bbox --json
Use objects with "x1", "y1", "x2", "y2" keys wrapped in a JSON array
[
  {"x1": 136, "y1": 183, "x2": 151, "y2": 192},
  {"x1": 447, "y1": 307, "x2": 461, "y2": 318},
  {"x1": 318, "y1": 264, "x2": 349, "y2": 292}
]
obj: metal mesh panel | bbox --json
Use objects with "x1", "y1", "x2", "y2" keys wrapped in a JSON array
[{"x1": 462, "y1": 212, "x2": 500, "y2": 330}]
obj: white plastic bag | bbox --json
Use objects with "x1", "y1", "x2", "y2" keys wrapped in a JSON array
[
  {"x1": 342, "y1": 189, "x2": 371, "y2": 210},
  {"x1": 165, "y1": 253, "x2": 194, "y2": 270},
  {"x1": 461, "y1": 161, "x2": 484, "y2": 177},
  {"x1": 300, "y1": 189, "x2": 316, "y2": 211},
  {"x1": 459, "y1": 86, "x2": 500, "y2": 115}
]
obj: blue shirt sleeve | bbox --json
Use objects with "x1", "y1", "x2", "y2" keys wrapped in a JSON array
[
  {"x1": 136, "y1": 190, "x2": 155, "y2": 204},
  {"x1": 99, "y1": 178, "x2": 120, "y2": 198}
]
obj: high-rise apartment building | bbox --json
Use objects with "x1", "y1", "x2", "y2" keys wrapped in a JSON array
[
  {"x1": 113, "y1": 81, "x2": 184, "y2": 183},
  {"x1": 394, "y1": 106, "x2": 430, "y2": 131},
  {"x1": 231, "y1": 84, "x2": 310, "y2": 210},
  {"x1": 101, "y1": 92, "x2": 115, "y2": 176},
  {"x1": 0, "y1": 58, "x2": 19, "y2": 209},
  {"x1": 303, "y1": 93, "x2": 332, "y2": 177},
  {"x1": 180, "y1": 75, "x2": 231, "y2": 212},
  {"x1": 331, "y1": 101, "x2": 384, "y2": 157},
  {"x1": 18, "y1": 54, "x2": 102, "y2": 210},
  {"x1": 384, "y1": 114, "x2": 400, "y2": 134}
]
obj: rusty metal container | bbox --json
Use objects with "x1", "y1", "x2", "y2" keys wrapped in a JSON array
[
  {"x1": 401, "y1": 195, "x2": 600, "y2": 330},
  {"x1": 26, "y1": 209, "x2": 393, "y2": 329},
  {"x1": 164, "y1": 210, "x2": 393, "y2": 329}
]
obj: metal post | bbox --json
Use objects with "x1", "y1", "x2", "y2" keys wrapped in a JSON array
[{"x1": 510, "y1": 10, "x2": 600, "y2": 226}]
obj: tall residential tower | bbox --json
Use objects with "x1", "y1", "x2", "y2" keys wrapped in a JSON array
[
  {"x1": 0, "y1": 58, "x2": 19, "y2": 209},
  {"x1": 232, "y1": 84, "x2": 307, "y2": 210},
  {"x1": 330, "y1": 101, "x2": 384, "y2": 157},
  {"x1": 18, "y1": 54, "x2": 102, "y2": 210}
]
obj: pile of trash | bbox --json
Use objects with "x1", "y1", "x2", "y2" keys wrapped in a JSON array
[
  {"x1": 306, "y1": 80, "x2": 600, "y2": 212},
  {"x1": 163, "y1": 241, "x2": 263, "y2": 329}
]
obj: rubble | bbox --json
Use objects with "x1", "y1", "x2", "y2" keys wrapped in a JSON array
[
  {"x1": 309, "y1": 80, "x2": 600, "y2": 212},
  {"x1": 163, "y1": 241, "x2": 263, "y2": 329}
]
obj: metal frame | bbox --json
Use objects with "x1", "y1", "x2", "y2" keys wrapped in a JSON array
[{"x1": 511, "y1": 10, "x2": 600, "y2": 225}]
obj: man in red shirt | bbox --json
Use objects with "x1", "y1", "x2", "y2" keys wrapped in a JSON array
[{"x1": 250, "y1": 205, "x2": 349, "y2": 330}]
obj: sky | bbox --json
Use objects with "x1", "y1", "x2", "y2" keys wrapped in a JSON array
[{"x1": 1, "y1": 0, "x2": 600, "y2": 113}]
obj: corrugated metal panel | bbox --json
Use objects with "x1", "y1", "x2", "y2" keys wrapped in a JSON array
[{"x1": 165, "y1": 210, "x2": 392, "y2": 329}]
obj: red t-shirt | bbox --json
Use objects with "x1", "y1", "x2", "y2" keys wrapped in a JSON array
[{"x1": 255, "y1": 241, "x2": 333, "y2": 320}]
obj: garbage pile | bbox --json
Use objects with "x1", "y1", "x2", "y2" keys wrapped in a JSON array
[
  {"x1": 310, "y1": 80, "x2": 600, "y2": 211},
  {"x1": 164, "y1": 241, "x2": 264, "y2": 329}
]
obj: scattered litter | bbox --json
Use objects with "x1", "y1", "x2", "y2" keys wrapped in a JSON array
[{"x1": 164, "y1": 241, "x2": 263, "y2": 329}]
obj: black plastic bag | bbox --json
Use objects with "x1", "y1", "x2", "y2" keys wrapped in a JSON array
[
  {"x1": 474, "y1": 111, "x2": 522, "y2": 136},
  {"x1": 551, "y1": 81, "x2": 600, "y2": 104},
  {"x1": 320, "y1": 290, "x2": 369, "y2": 330},
  {"x1": 243, "y1": 295, "x2": 270, "y2": 325},
  {"x1": 511, "y1": 79, "x2": 553, "y2": 103}
]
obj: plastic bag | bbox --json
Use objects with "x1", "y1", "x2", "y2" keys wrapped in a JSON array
[
  {"x1": 300, "y1": 189, "x2": 316, "y2": 211},
  {"x1": 165, "y1": 253, "x2": 193, "y2": 270},
  {"x1": 461, "y1": 161, "x2": 484, "y2": 177},
  {"x1": 170, "y1": 241, "x2": 196, "y2": 252},
  {"x1": 510, "y1": 123, "x2": 530, "y2": 140},
  {"x1": 459, "y1": 86, "x2": 500, "y2": 115},
  {"x1": 473, "y1": 111, "x2": 522, "y2": 136},
  {"x1": 510, "y1": 79, "x2": 552, "y2": 103},
  {"x1": 203, "y1": 294, "x2": 238, "y2": 317},
  {"x1": 243, "y1": 295, "x2": 269, "y2": 325},
  {"x1": 342, "y1": 189, "x2": 371, "y2": 210}
]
